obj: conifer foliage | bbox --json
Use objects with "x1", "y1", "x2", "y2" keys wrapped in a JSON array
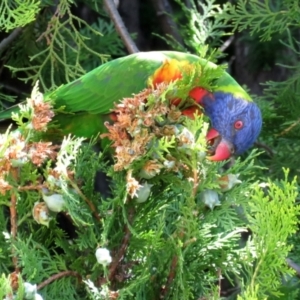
[{"x1": 0, "y1": 0, "x2": 300, "y2": 299}]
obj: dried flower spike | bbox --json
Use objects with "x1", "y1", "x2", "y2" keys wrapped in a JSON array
[
  {"x1": 126, "y1": 170, "x2": 142, "y2": 198},
  {"x1": 28, "y1": 142, "x2": 56, "y2": 166},
  {"x1": 28, "y1": 81, "x2": 55, "y2": 132}
]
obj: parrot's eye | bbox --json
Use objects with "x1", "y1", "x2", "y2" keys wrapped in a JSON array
[{"x1": 234, "y1": 120, "x2": 243, "y2": 130}]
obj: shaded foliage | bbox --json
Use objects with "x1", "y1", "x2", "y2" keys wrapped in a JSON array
[{"x1": 0, "y1": 0, "x2": 300, "y2": 299}]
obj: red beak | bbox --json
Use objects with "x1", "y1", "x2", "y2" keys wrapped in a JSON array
[{"x1": 206, "y1": 128, "x2": 233, "y2": 161}]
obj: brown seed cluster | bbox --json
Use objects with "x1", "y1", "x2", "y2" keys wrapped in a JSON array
[
  {"x1": 28, "y1": 141, "x2": 57, "y2": 166},
  {"x1": 32, "y1": 103, "x2": 54, "y2": 131},
  {"x1": 101, "y1": 86, "x2": 174, "y2": 172},
  {"x1": 0, "y1": 134, "x2": 58, "y2": 191},
  {"x1": 101, "y1": 83, "x2": 202, "y2": 198},
  {"x1": 0, "y1": 86, "x2": 57, "y2": 195},
  {"x1": 0, "y1": 137, "x2": 57, "y2": 195},
  {"x1": 28, "y1": 88, "x2": 55, "y2": 132}
]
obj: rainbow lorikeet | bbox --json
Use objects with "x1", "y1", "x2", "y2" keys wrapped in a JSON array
[{"x1": 0, "y1": 51, "x2": 262, "y2": 161}]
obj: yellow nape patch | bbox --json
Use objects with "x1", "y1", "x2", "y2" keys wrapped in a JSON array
[
  {"x1": 149, "y1": 59, "x2": 192, "y2": 87},
  {"x1": 218, "y1": 85, "x2": 252, "y2": 102}
]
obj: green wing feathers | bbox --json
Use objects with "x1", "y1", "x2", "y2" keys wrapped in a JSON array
[{"x1": 48, "y1": 52, "x2": 169, "y2": 114}]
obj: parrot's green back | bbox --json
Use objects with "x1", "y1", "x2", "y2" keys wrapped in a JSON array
[
  {"x1": 48, "y1": 51, "x2": 251, "y2": 114},
  {"x1": 0, "y1": 51, "x2": 252, "y2": 139}
]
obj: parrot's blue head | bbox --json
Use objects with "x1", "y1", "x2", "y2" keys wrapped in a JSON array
[{"x1": 201, "y1": 92, "x2": 262, "y2": 161}]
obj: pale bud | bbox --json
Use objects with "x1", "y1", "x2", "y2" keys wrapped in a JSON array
[
  {"x1": 33, "y1": 294, "x2": 44, "y2": 300},
  {"x1": 24, "y1": 282, "x2": 37, "y2": 299},
  {"x1": 135, "y1": 182, "x2": 153, "y2": 203},
  {"x1": 11, "y1": 157, "x2": 28, "y2": 167},
  {"x1": 177, "y1": 127, "x2": 195, "y2": 146},
  {"x1": 46, "y1": 174, "x2": 62, "y2": 188},
  {"x1": 163, "y1": 160, "x2": 175, "y2": 169},
  {"x1": 197, "y1": 151, "x2": 206, "y2": 161},
  {"x1": 176, "y1": 126, "x2": 195, "y2": 154},
  {"x1": 95, "y1": 247, "x2": 112, "y2": 266},
  {"x1": 42, "y1": 188, "x2": 65, "y2": 212},
  {"x1": 201, "y1": 189, "x2": 220, "y2": 210}
]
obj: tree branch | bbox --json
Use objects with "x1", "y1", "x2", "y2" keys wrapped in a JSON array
[
  {"x1": 37, "y1": 270, "x2": 81, "y2": 290},
  {"x1": 220, "y1": 36, "x2": 234, "y2": 52},
  {"x1": 0, "y1": 27, "x2": 23, "y2": 56},
  {"x1": 286, "y1": 258, "x2": 300, "y2": 277},
  {"x1": 69, "y1": 180, "x2": 101, "y2": 222},
  {"x1": 150, "y1": 0, "x2": 183, "y2": 45},
  {"x1": 160, "y1": 256, "x2": 178, "y2": 299},
  {"x1": 254, "y1": 141, "x2": 274, "y2": 157},
  {"x1": 10, "y1": 168, "x2": 19, "y2": 272},
  {"x1": 184, "y1": 0, "x2": 192, "y2": 9},
  {"x1": 103, "y1": 0, "x2": 139, "y2": 54},
  {"x1": 108, "y1": 206, "x2": 135, "y2": 282}
]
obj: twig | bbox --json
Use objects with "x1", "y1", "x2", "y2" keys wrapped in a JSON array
[
  {"x1": 10, "y1": 168, "x2": 19, "y2": 271},
  {"x1": 36, "y1": 6, "x2": 60, "y2": 44},
  {"x1": 160, "y1": 256, "x2": 178, "y2": 299},
  {"x1": 108, "y1": 225, "x2": 131, "y2": 281},
  {"x1": 0, "y1": 28, "x2": 23, "y2": 56},
  {"x1": 103, "y1": 0, "x2": 139, "y2": 54},
  {"x1": 220, "y1": 286, "x2": 241, "y2": 297},
  {"x1": 37, "y1": 270, "x2": 81, "y2": 290},
  {"x1": 184, "y1": 0, "x2": 192, "y2": 8},
  {"x1": 217, "y1": 268, "x2": 222, "y2": 297},
  {"x1": 69, "y1": 180, "x2": 101, "y2": 222},
  {"x1": 286, "y1": 258, "x2": 300, "y2": 277},
  {"x1": 150, "y1": 0, "x2": 183, "y2": 45},
  {"x1": 108, "y1": 206, "x2": 134, "y2": 282},
  {"x1": 254, "y1": 141, "x2": 274, "y2": 157},
  {"x1": 0, "y1": 84, "x2": 25, "y2": 97},
  {"x1": 192, "y1": 168, "x2": 199, "y2": 197},
  {"x1": 220, "y1": 36, "x2": 234, "y2": 52},
  {"x1": 18, "y1": 184, "x2": 47, "y2": 191},
  {"x1": 276, "y1": 118, "x2": 300, "y2": 137},
  {"x1": 183, "y1": 237, "x2": 197, "y2": 247}
]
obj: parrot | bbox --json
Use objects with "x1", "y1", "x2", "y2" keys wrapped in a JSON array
[{"x1": 0, "y1": 51, "x2": 262, "y2": 161}]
